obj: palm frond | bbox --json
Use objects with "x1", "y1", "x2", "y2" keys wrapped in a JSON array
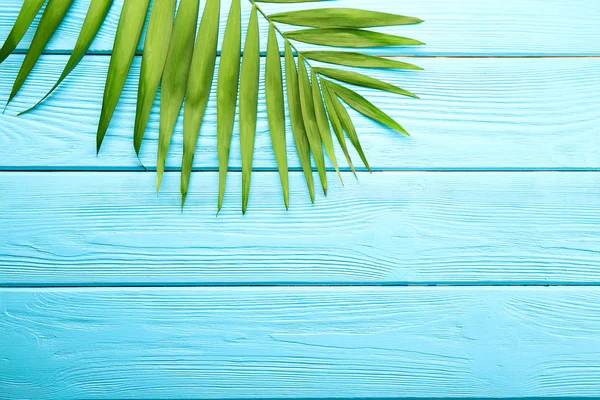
[
  {"x1": 6, "y1": 0, "x2": 75, "y2": 109},
  {"x1": 156, "y1": 0, "x2": 200, "y2": 191},
  {"x1": 181, "y1": 0, "x2": 220, "y2": 206},
  {"x1": 134, "y1": 0, "x2": 176, "y2": 156},
  {"x1": 239, "y1": 5, "x2": 260, "y2": 214},
  {"x1": 19, "y1": 0, "x2": 114, "y2": 116},
  {"x1": 266, "y1": 22, "x2": 289, "y2": 209},
  {"x1": 284, "y1": 40, "x2": 315, "y2": 203},
  {"x1": 216, "y1": 0, "x2": 242, "y2": 213},
  {"x1": 0, "y1": 0, "x2": 424, "y2": 212},
  {"x1": 0, "y1": 0, "x2": 46, "y2": 65},
  {"x1": 96, "y1": 0, "x2": 150, "y2": 152}
]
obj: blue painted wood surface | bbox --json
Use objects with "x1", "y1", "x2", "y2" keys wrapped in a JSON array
[
  {"x1": 1, "y1": 171, "x2": 599, "y2": 286},
  {"x1": 2, "y1": 287, "x2": 600, "y2": 398},
  {"x1": 1, "y1": 56, "x2": 598, "y2": 171},
  {"x1": 2, "y1": 0, "x2": 600, "y2": 56},
  {"x1": 0, "y1": 0, "x2": 599, "y2": 398}
]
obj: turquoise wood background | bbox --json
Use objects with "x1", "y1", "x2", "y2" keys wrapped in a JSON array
[{"x1": 1, "y1": 0, "x2": 599, "y2": 398}]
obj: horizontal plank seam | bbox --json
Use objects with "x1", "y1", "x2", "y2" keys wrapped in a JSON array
[
  {"x1": 8, "y1": 50, "x2": 600, "y2": 58},
  {"x1": 1, "y1": 168, "x2": 599, "y2": 172},
  {"x1": 2, "y1": 283, "x2": 600, "y2": 289}
]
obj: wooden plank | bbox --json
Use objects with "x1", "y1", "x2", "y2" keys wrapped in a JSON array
[
  {"x1": 2, "y1": 0, "x2": 600, "y2": 56},
  {"x1": 1, "y1": 171, "x2": 599, "y2": 285},
  {"x1": 1, "y1": 56, "x2": 599, "y2": 171},
  {"x1": 2, "y1": 286, "x2": 600, "y2": 398}
]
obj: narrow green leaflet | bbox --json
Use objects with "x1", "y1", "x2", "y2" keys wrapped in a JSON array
[
  {"x1": 285, "y1": 28, "x2": 423, "y2": 48},
  {"x1": 134, "y1": 0, "x2": 176, "y2": 156},
  {"x1": 216, "y1": 0, "x2": 241, "y2": 212},
  {"x1": 0, "y1": 0, "x2": 46, "y2": 64},
  {"x1": 181, "y1": 0, "x2": 220, "y2": 206},
  {"x1": 269, "y1": 8, "x2": 422, "y2": 28},
  {"x1": 315, "y1": 67, "x2": 418, "y2": 98},
  {"x1": 284, "y1": 41, "x2": 314, "y2": 203},
  {"x1": 322, "y1": 82, "x2": 355, "y2": 177},
  {"x1": 19, "y1": 0, "x2": 114, "y2": 115},
  {"x1": 323, "y1": 80, "x2": 370, "y2": 170},
  {"x1": 266, "y1": 23, "x2": 289, "y2": 209},
  {"x1": 297, "y1": 56, "x2": 327, "y2": 195},
  {"x1": 156, "y1": 0, "x2": 200, "y2": 191},
  {"x1": 302, "y1": 51, "x2": 422, "y2": 70},
  {"x1": 96, "y1": 0, "x2": 150, "y2": 153},
  {"x1": 239, "y1": 5, "x2": 259, "y2": 214},
  {"x1": 311, "y1": 70, "x2": 342, "y2": 183},
  {"x1": 6, "y1": 0, "x2": 75, "y2": 108},
  {"x1": 326, "y1": 79, "x2": 409, "y2": 135}
]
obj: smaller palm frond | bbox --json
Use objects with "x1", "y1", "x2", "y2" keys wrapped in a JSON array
[{"x1": 0, "y1": 0, "x2": 423, "y2": 213}]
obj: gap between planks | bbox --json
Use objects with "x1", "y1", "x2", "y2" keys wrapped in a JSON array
[
  {"x1": 1, "y1": 169, "x2": 600, "y2": 172},
  {"x1": 3, "y1": 283, "x2": 600, "y2": 289},
  {"x1": 7, "y1": 50, "x2": 600, "y2": 58}
]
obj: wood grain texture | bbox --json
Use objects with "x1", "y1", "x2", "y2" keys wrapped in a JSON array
[
  {"x1": 1, "y1": 0, "x2": 600, "y2": 55},
  {"x1": 2, "y1": 286, "x2": 600, "y2": 398},
  {"x1": 1, "y1": 56, "x2": 599, "y2": 171},
  {"x1": 1, "y1": 171, "x2": 599, "y2": 285}
]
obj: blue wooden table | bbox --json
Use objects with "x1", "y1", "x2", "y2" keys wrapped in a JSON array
[{"x1": 1, "y1": 0, "x2": 600, "y2": 398}]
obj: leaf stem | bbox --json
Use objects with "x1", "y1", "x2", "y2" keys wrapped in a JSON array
[{"x1": 248, "y1": 0, "x2": 302, "y2": 57}]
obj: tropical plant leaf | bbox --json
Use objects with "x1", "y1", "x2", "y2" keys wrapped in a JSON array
[
  {"x1": 315, "y1": 67, "x2": 418, "y2": 98},
  {"x1": 0, "y1": 0, "x2": 423, "y2": 211},
  {"x1": 19, "y1": 0, "x2": 114, "y2": 115},
  {"x1": 6, "y1": 0, "x2": 75, "y2": 108},
  {"x1": 269, "y1": 8, "x2": 422, "y2": 28},
  {"x1": 322, "y1": 82, "x2": 355, "y2": 177},
  {"x1": 284, "y1": 41, "x2": 315, "y2": 203},
  {"x1": 311, "y1": 70, "x2": 342, "y2": 183},
  {"x1": 0, "y1": 0, "x2": 46, "y2": 65},
  {"x1": 96, "y1": 0, "x2": 150, "y2": 153},
  {"x1": 323, "y1": 79, "x2": 370, "y2": 170},
  {"x1": 302, "y1": 51, "x2": 422, "y2": 70},
  {"x1": 266, "y1": 23, "x2": 289, "y2": 209},
  {"x1": 181, "y1": 0, "x2": 220, "y2": 206},
  {"x1": 326, "y1": 79, "x2": 409, "y2": 135},
  {"x1": 286, "y1": 28, "x2": 423, "y2": 48},
  {"x1": 216, "y1": 0, "x2": 241, "y2": 212},
  {"x1": 297, "y1": 55, "x2": 327, "y2": 195},
  {"x1": 156, "y1": 0, "x2": 200, "y2": 191},
  {"x1": 239, "y1": 4, "x2": 259, "y2": 214},
  {"x1": 133, "y1": 0, "x2": 176, "y2": 156}
]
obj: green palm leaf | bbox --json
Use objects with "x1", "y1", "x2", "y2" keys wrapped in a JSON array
[
  {"x1": 134, "y1": 0, "x2": 177, "y2": 156},
  {"x1": 311, "y1": 69, "x2": 342, "y2": 183},
  {"x1": 326, "y1": 79, "x2": 409, "y2": 135},
  {"x1": 180, "y1": 0, "x2": 220, "y2": 206},
  {"x1": 315, "y1": 67, "x2": 418, "y2": 98},
  {"x1": 0, "y1": 0, "x2": 46, "y2": 65},
  {"x1": 0, "y1": 0, "x2": 423, "y2": 211},
  {"x1": 297, "y1": 55, "x2": 327, "y2": 195},
  {"x1": 6, "y1": 0, "x2": 75, "y2": 109},
  {"x1": 284, "y1": 41, "x2": 315, "y2": 203},
  {"x1": 322, "y1": 82, "x2": 356, "y2": 177},
  {"x1": 324, "y1": 80, "x2": 370, "y2": 171},
  {"x1": 302, "y1": 51, "x2": 422, "y2": 70},
  {"x1": 156, "y1": 0, "x2": 200, "y2": 191},
  {"x1": 96, "y1": 0, "x2": 150, "y2": 153},
  {"x1": 19, "y1": 0, "x2": 114, "y2": 116},
  {"x1": 269, "y1": 8, "x2": 422, "y2": 28},
  {"x1": 266, "y1": 23, "x2": 289, "y2": 209},
  {"x1": 239, "y1": 5, "x2": 260, "y2": 214},
  {"x1": 286, "y1": 28, "x2": 423, "y2": 48},
  {"x1": 216, "y1": 0, "x2": 241, "y2": 212}
]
